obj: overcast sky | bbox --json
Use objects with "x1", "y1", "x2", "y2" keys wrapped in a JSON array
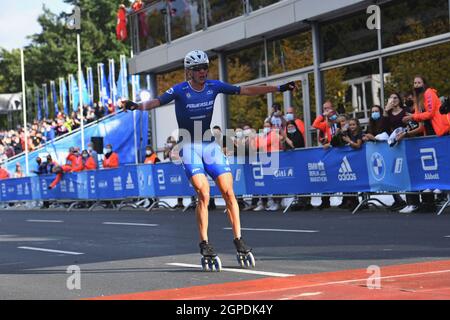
[{"x1": 0, "y1": 0, "x2": 72, "y2": 51}]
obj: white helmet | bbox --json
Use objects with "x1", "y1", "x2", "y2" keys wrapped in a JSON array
[{"x1": 184, "y1": 50, "x2": 209, "y2": 69}]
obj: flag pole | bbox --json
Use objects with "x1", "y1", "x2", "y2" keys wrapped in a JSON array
[
  {"x1": 20, "y1": 48, "x2": 29, "y2": 176},
  {"x1": 77, "y1": 32, "x2": 85, "y2": 151}
]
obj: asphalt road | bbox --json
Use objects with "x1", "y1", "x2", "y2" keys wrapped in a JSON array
[{"x1": 0, "y1": 207, "x2": 449, "y2": 299}]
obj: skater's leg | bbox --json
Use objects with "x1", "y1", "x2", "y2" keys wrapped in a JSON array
[
  {"x1": 190, "y1": 174, "x2": 210, "y2": 242},
  {"x1": 215, "y1": 172, "x2": 241, "y2": 240}
]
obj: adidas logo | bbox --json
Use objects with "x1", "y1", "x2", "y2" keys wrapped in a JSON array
[{"x1": 338, "y1": 156, "x2": 357, "y2": 181}]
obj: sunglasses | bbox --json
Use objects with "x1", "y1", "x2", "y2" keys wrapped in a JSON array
[{"x1": 190, "y1": 64, "x2": 209, "y2": 72}]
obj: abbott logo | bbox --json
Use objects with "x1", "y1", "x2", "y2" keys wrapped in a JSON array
[
  {"x1": 157, "y1": 169, "x2": 165, "y2": 185},
  {"x1": 420, "y1": 148, "x2": 438, "y2": 171},
  {"x1": 338, "y1": 156, "x2": 357, "y2": 181}
]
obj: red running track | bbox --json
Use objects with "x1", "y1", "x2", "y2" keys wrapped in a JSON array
[{"x1": 90, "y1": 260, "x2": 450, "y2": 300}]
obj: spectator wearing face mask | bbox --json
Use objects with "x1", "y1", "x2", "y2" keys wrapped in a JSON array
[
  {"x1": 284, "y1": 120, "x2": 305, "y2": 150},
  {"x1": 13, "y1": 162, "x2": 24, "y2": 178},
  {"x1": 144, "y1": 146, "x2": 160, "y2": 164},
  {"x1": 103, "y1": 144, "x2": 120, "y2": 169},
  {"x1": 87, "y1": 142, "x2": 99, "y2": 169},
  {"x1": 49, "y1": 147, "x2": 83, "y2": 189},
  {"x1": 312, "y1": 100, "x2": 340, "y2": 210},
  {"x1": 266, "y1": 103, "x2": 286, "y2": 130},
  {"x1": 285, "y1": 107, "x2": 306, "y2": 145},
  {"x1": 363, "y1": 105, "x2": 391, "y2": 142},
  {"x1": 82, "y1": 150, "x2": 97, "y2": 170},
  {"x1": 313, "y1": 100, "x2": 340, "y2": 149},
  {"x1": 403, "y1": 75, "x2": 450, "y2": 137}
]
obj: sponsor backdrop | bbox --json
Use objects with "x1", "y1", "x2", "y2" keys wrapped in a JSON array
[{"x1": 1, "y1": 136, "x2": 449, "y2": 202}]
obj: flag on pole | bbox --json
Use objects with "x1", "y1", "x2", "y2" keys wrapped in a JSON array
[
  {"x1": 87, "y1": 67, "x2": 94, "y2": 106},
  {"x1": 42, "y1": 83, "x2": 49, "y2": 119},
  {"x1": 69, "y1": 74, "x2": 80, "y2": 112},
  {"x1": 117, "y1": 55, "x2": 129, "y2": 100},
  {"x1": 98, "y1": 63, "x2": 110, "y2": 112},
  {"x1": 50, "y1": 80, "x2": 59, "y2": 115},
  {"x1": 59, "y1": 77, "x2": 69, "y2": 115},
  {"x1": 108, "y1": 59, "x2": 118, "y2": 105},
  {"x1": 35, "y1": 87, "x2": 42, "y2": 121},
  {"x1": 80, "y1": 71, "x2": 90, "y2": 106}
]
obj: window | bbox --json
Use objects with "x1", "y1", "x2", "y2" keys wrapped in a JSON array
[
  {"x1": 134, "y1": 2, "x2": 168, "y2": 52},
  {"x1": 381, "y1": 0, "x2": 450, "y2": 48},
  {"x1": 322, "y1": 60, "x2": 379, "y2": 119},
  {"x1": 320, "y1": 11, "x2": 378, "y2": 62},
  {"x1": 206, "y1": 0, "x2": 245, "y2": 27},
  {"x1": 169, "y1": 0, "x2": 205, "y2": 41},
  {"x1": 228, "y1": 94, "x2": 268, "y2": 130},
  {"x1": 249, "y1": 0, "x2": 280, "y2": 11},
  {"x1": 227, "y1": 44, "x2": 266, "y2": 83},
  {"x1": 384, "y1": 42, "x2": 450, "y2": 97},
  {"x1": 267, "y1": 31, "x2": 313, "y2": 76}
]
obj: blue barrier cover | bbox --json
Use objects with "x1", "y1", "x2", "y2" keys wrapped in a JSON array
[{"x1": 1, "y1": 136, "x2": 449, "y2": 202}]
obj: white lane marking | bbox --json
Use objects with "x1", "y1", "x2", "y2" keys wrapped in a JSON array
[
  {"x1": 173, "y1": 268, "x2": 450, "y2": 300},
  {"x1": 26, "y1": 220, "x2": 63, "y2": 223},
  {"x1": 167, "y1": 263, "x2": 294, "y2": 278},
  {"x1": 18, "y1": 246, "x2": 84, "y2": 255},
  {"x1": 444, "y1": 236, "x2": 450, "y2": 238},
  {"x1": 280, "y1": 292, "x2": 322, "y2": 300},
  {"x1": 223, "y1": 227, "x2": 319, "y2": 233},
  {"x1": 102, "y1": 222, "x2": 159, "y2": 227}
]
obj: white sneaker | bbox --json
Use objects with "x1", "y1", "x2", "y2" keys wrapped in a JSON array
[
  {"x1": 399, "y1": 205, "x2": 419, "y2": 213},
  {"x1": 266, "y1": 203, "x2": 280, "y2": 211},
  {"x1": 253, "y1": 204, "x2": 266, "y2": 211},
  {"x1": 433, "y1": 189, "x2": 442, "y2": 194},
  {"x1": 423, "y1": 189, "x2": 432, "y2": 193}
]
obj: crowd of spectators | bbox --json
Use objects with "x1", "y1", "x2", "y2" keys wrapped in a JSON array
[
  {"x1": 2, "y1": 75, "x2": 449, "y2": 213},
  {"x1": 0, "y1": 101, "x2": 117, "y2": 163}
]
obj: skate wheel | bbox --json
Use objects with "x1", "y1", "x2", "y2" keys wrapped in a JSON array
[
  {"x1": 201, "y1": 257, "x2": 210, "y2": 271},
  {"x1": 236, "y1": 254, "x2": 245, "y2": 268},
  {"x1": 213, "y1": 257, "x2": 222, "y2": 272},
  {"x1": 208, "y1": 260, "x2": 214, "y2": 272},
  {"x1": 246, "y1": 252, "x2": 256, "y2": 268}
]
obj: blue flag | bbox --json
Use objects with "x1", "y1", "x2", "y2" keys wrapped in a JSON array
[
  {"x1": 108, "y1": 59, "x2": 118, "y2": 105},
  {"x1": 98, "y1": 63, "x2": 110, "y2": 112},
  {"x1": 87, "y1": 67, "x2": 94, "y2": 107},
  {"x1": 70, "y1": 74, "x2": 80, "y2": 112},
  {"x1": 35, "y1": 88, "x2": 42, "y2": 121},
  {"x1": 60, "y1": 78, "x2": 69, "y2": 115},
  {"x1": 50, "y1": 81, "x2": 59, "y2": 115},
  {"x1": 80, "y1": 71, "x2": 90, "y2": 106},
  {"x1": 117, "y1": 55, "x2": 129, "y2": 100},
  {"x1": 42, "y1": 83, "x2": 49, "y2": 119}
]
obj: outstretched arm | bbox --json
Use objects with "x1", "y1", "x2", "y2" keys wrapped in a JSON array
[{"x1": 240, "y1": 81, "x2": 296, "y2": 96}]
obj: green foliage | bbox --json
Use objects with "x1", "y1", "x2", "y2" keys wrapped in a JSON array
[{"x1": 0, "y1": 0, "x2": 131, "y2": 94}]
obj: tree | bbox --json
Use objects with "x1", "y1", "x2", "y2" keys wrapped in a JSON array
[{"x1": 0, "y1": 0, "x2": 131, "y2": 98}]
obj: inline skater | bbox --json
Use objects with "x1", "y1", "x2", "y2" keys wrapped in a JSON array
[{"x1": 121, "y1": 50, "x2": 296, "y2": 271}]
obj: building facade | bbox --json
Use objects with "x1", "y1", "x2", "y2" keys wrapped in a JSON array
[{"x1": 128, "y1": 0, "x2": 450, "y2": 148}]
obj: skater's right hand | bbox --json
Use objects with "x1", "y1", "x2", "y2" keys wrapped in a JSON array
[{"x1": 120, "y1": 100, "x2": 140, "y2": 112}]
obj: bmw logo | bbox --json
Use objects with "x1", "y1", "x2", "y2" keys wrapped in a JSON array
[{"x1": 371, "y1": 152, "x2": 385, "y2": 181}]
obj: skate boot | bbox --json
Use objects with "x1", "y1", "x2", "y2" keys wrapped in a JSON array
[
  {"x1": 233, "y1": 237, "x2": 255, "y2": 268},
  {"x1": 199, "y1": 240, "x2": 222, "y2": 272}
]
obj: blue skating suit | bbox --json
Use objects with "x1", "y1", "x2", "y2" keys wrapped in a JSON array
[{"x1": 158, "y1": 80, "x2": 241, "y2": 180}]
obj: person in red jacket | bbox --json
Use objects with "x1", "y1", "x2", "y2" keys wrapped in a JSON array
[
  {"x1": 0, "y1": 165, "x2": 10, "y2": 180},
  {"x1": 102, "y1": 144, "x2": 120, "y2": 169},
  {"x1": 82, "y1": 150, "x2": 97, "y2": 171},
  {"x1": 49, "y1": 147, "x2": 83, "y2": 189},
  {"x1": 403, "y1": 76, "x2": 450, "y2": 137},
  {"x1": 116, "y1": 4, "x2": 128, "y2": 41},
  {"x1": 312, "y1": 100, "x2": 340, "y2": 148},
  {"x1": 144, "y1": 146, "x2": 160, "y2": 164}
]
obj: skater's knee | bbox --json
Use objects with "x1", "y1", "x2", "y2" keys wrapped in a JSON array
[
  {"x1": 222, "y1": 188, "x2": 236, "y2": 204},
  {"x1": 197, "y1": 189, "x2": 210, "y2": 204}
]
